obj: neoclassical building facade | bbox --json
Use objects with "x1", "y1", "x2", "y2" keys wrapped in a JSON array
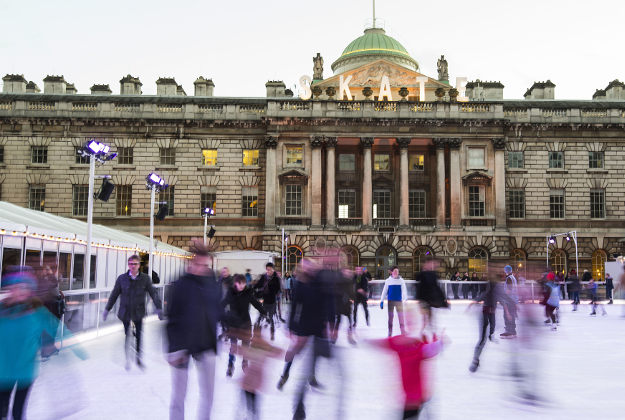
[{"x1": 1, "y1": 25, "x2": 624, "y2": 280}]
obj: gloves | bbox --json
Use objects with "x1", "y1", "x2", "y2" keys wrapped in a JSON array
[
  {"x1": 380, "y1": 301, "x2": 384, "y2": 310},
  {"x1": 156, "y1": 309, "x2": 164, "y2": 320},
  {"x1": 102, "y1": 309, "x2": 109, "y2": 321}
]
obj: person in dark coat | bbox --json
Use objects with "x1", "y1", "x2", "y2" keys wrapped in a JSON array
[
  {"x1": 352, "y1": 266, "x2": 370, "y2": 327},
  {"x1": 166, "y1": 242, "x2": 222, "y2": 420},
  {"x1": 103, "y1": 254, "x2": 163, "y2": 370},
  {"x1": 461, "y1": 272, "x2": 470, "y2": 299},
  {"x1": 331, "y1": 268, "x2": 355, "y2": 344},
  {"x1": 568, "y1": 269, "x2": 581, "y2": 310},
  {"x1": 450, "y1": 271, "x2": 461, "y2": 299},
  {"x1": 606, "y1": 273, "x2": 614, "y2": 304},
  {"x1": 222, "y1": 274, "x2": 266, "y2": 377},
  {"x1": 415, "y1": 260, "x2": 449, "y2": 334},
  {"x1": 253, "y1": 263, "x2": 281, "y2": 340}
]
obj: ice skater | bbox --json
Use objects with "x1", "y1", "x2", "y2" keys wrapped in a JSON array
[
  {"x1": 331, "y1": 268, "x2": 355, "y2": 344},
  {"x1": 415, "y1": 260, "x2": 449, "y2": 336},
  {"x1": 380, "y1": 266, "x2": 408, "y2": 337},
  {"x1": 568, "y1": 269, "x2": 581, "y2": 310},
  {"x1": 253, "y1": 263, "x2": 282, "y2": 340},
  {"x1": 352, "y1": 266, "x2": 370, "y2": 328},
  {"x1": 541, "y1": 272, "x2": 560, "y2": 330},
  {"x1": 587, "y1": 277, "x2": 606, "y2": 316},
  {"x1": 500, "y1": 265, "x2": 518, "y2": 338}
]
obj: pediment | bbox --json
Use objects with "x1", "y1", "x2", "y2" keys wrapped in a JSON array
[
  {"x1": 462, "y1": 171, "x2": 493, "y2": 185},
  {"x1": 278, "y1": 169, "x2": 308, "y2": 184}
]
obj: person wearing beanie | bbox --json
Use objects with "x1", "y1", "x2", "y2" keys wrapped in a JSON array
[{"x1": 542, "y1": 272, "x2": 560, "y2": 330}]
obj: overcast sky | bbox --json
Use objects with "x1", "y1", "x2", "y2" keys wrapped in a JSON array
[{"x1": 1, "y1": 0, "x2": 623, "y2": 100}]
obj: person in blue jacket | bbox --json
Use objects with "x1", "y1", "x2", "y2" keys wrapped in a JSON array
[
  {"x1": 0, "y1": 266, "x2": 86, "y2": 420},
  {"x1": 380, "y1": 266, "x2": 408, "y2": 337}
]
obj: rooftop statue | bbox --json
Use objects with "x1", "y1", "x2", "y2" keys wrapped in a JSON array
[
  {"x1": 437, "y1": 55, "x2": 449, "y2": 81},
  {"x1": 313, "y1": 53, "x2": 324, "y2": 80}
]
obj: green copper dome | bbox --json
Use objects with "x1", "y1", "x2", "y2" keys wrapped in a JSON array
[{"x1": 331, "y1": 27, "x2": 419, "y2": 74}]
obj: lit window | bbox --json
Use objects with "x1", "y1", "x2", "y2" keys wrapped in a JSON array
[
  {"x1": 242, "y1": 186, "x2": 258, "y2": 217},
  {"x1": 468, "y1": 148, "x2": 485, "y2": 169},
  {"x1": 116, "y1": 185, "x2": 132, "y2": 216},
  {"x1": 548, "y1": 151, "x2": 564, "y2": 169},
  {"x1": 338, "y1": 154, "x2": 355, "y2": 171},
  {"x1": 468, "y1": 186, "x2": 485, "y2": 217},
  {"x1": 409, "y1": 154, "x2": 424, "y2": 171},
  {"x1": 374, "y1": 154, "x2": 390, "y2": 171},
  {"x1": 468, "y1": 247, "x2": 488, "y2": 278},
  {"x1": 286, "y1": 146, "x2": 303, "y2": 165},
  {"x1": 592, "y1": 250, "x2": 607, "y2": 281},
  {"x1": 29, "y1": 185, "x2": 45, "y2": 211},
  {"x1": 243, "y1": 149, "x2": 259, "y2": 166},
  {"x1": 202, "y1": 149, "x2": 218, "y2": 166},
  {"x1": 338, "y1": 189, "x2": 356, "y2": 218}
]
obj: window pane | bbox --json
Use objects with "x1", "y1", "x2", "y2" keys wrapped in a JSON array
[
  {"x1": 243, "y1": 149, "x2": 259, "y2": 166},
  {"x1": 117, "y1": 147, "x2": 134, "y2": 165},
  {"x1": 588, "y1": 151, "x2": 604, "y2": 169},
  {"x1": 548, "y1": 151, "x2": 564, "y2": 169},
  {"x1": 468, "y1": 186, "x2": 484, "y2": 217},
  {"x1": 508, "y1": 189, "x2": 525, "y2": 218},
  {"x1": 242, "y1": 186, "x2": 258, "y2": 216},
  {"x1": 31, "y1": 146, "x2": 48, "y2": 164},
  {"x1": 373, "y1": 190, "x2": 391, "y2": 218},
  {"x1": 72, "y1": 185, "x2": 89, "y2": 216},
  {"x1": 0, "y1": 146, "x2": 4, "y2": 163},
  {"x1": 160, "y1": 148, "x2": 176, "y2": 165},
  {"x1": 409, "y1": 154, "x2": 424, "y2": 171},
  {"x1": 202, "y1": 149, "x2": 218, "y2": 166},
  {"x1": 116, "y1": 185, "x2": 132, "y2": 216},
  {"x1": 337, "y1": 189, "x2": 356, "y2": 218},
  {"x1": 159, "y1": 187, "x2": 175, "y2": 216},
  {"x1": 549, "y1": 189, "x2": 565, "y2": 219},
  {"x1": 409, "y1": 190, "x2": 426, "y2": 218},
  {"x1": 286, "y1": 146, "x2": 303, "y2": 165},
  {"x1": 338, "y1": 154, "x2": 355, "y2": 171},
  {"x1": 200, "y1": 187, "x2": 216, "y2": 216},
  {"x1": 590, "y1": 189, "x2": 605, "y2": 218},
  {"x1": 29, "y1": 185, "x2": 46, "y2": 211},
  {"x1": 374, "y1": 154, "x2": 390, "y2": 171},
  {"x1": 508, "y1": 151, "x2": 524, "y2": 169},
  {"x1": 285, "y1": 184, "x2": 302, "y2": 215},
  {"x1": 75, "y1": 147, "x2": 89, "y2": 164},
  {"x1": 468, "y1": 148, "x2": 484, "y2": 168}
]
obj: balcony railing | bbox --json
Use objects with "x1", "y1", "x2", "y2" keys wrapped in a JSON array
[
  {"x1": 336, "y1": 217, "x2": 362, "y2": 228},
  {"x1": 409, "y1": 217, "x2": 436, "y2": 227},
  {"x1": 276, "y1": 216, "x2": 311, "y2": 226},
  {"x1": 462, "y1": 218, "x2": 495, "y2": 227},
  {"x1": 373, "y1": 218, "x2": 398, "y2": 228}
]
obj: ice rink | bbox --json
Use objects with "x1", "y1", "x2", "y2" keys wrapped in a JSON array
[{"x1": 26, "y1": 301, "x2": 625, "y2": 420}]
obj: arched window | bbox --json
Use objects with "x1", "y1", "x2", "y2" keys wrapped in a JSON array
[
  {"x1": 511, "y1": 249, "x2": 527, "y2": 280},
  {"x1": 592, "y1": 249, "x2": 607, "y2": 281},
  {"x1": 375, "y1": 245, "x2": 397, "y2": 279},
  {"x1": 550, "y1": 249, "x2": 567, "y2": 275},
  {"x1": 413, "y1": 247, "x2": 434, "y2": 275},
  {"x1": 468, "y1": 247, "x2": 488, "y2": 278},
  {"x1": 340, "y1": 246, "x2": 359, "y2": 270},
  {"x1": 287, "y1": 245, "x2": 303, "y2": 274}
]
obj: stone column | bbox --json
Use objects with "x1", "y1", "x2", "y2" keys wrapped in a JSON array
[
  {"x1": 397, "y1": 138, "x2": 411, "y2": 228},
  {"x1": 310, "y1": 136, "x2": 324, "y2": 227},
  {"x1": 264, "y1": 136, "x2": 278, "y2": 228},
  {"x1": 448, "y1": 138, "x2": 462, "y2": 228},
  {"x1": 433, "y1": 138, "x2": 446, "y2": 228},
  {"x1": 493, "y1": 137, "x2": 507, "y2": 229},
  {"x1": 361, "y1": 137, "x2": 374, "y2": 227},
  {"x1": 325, "y1": 137, "x2": 337, "y2": 228}
]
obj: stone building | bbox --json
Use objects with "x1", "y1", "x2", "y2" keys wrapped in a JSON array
[{"x1": 1, "y1": 24, "x2": 624, "y2": 280}]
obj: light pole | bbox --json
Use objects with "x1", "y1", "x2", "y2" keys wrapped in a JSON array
[
  {"x1": 79, "y1": 140, "x2": 116, "y2": 289},
  {"x1": 202, "y1": 207, "x2": 215, "y2": 245},
  {"x1": 546, "y1": 231, "x2": 579, "y2": 274},
  {"x1": 146, "y1": 173, "x2": 168, "y2": 282}
]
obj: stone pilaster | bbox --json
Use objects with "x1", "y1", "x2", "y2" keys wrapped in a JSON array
[
  {"x1": 361, "y1": 137, "x2": 374, "y2": 227},
  {"x1": 264, "y1": 136, "x2": 278, "y2": 228},
  {"x1": 433, "y1": 138, "x2": 446, "y2": 228},
  {"x1": 448, "y1": 138, "x2": 462, "y2": 228},
  {"x1": 325, "y1": 137, "x2": 337, "y2": 228},
  {"x1": 397, "y1": 138, "x2": 411, "y2": 228},
  {"x1": 493, "y1": 137, "x2": 507, "y2": 229},
  {"x1": 310, "y1": 136, "x2": 324, "y2": 227}
]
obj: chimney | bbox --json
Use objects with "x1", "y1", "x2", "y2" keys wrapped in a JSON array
[
  {"x1": 465, "y1": 80, "x2": 504, "y2": 101},
  {"x1": 194, "y1": 77, "x2": 215, "y2": 96},
  {"x1": 605, "y1": 79, "x2": 625, "y2": 100},
  {"x1": 119, "y1": 74, "x2": 142, "y2": 95},
  {"x1": 26, "y1": 81, "x2": 40, "y2": 93},
  {"x1": 91, "y1": 84, "x2": 112, "y2": 95},
  {"x1": 156, "y1": 77, "x2": 178, "y2": 96},
  {"x1": 524, "y1": 80, "x2": 555, "y2": 100},
  {"x1": 2, "y1": 74, "x2": 27, "y2": 93},
  {"x1": 265, "y1": 80, "x2": 286, "y2": 97},
  {"x1": 176, "y1": 84, "x2": 186, "y2": 96},
  {"x1": 43, "y1": 75, "x2": 67, "y2": 94},
  {"x1": 66, "y1": 83, "x2": 77, "y2": 94}
]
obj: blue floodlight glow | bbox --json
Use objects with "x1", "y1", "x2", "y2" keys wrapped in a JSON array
[{"x1": 203, "y1": 207, "x2": 215, "y2": 216}]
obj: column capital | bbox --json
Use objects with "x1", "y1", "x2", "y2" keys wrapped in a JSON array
[
  {"x1": 264, "y1": 135, "x2": 278, "y2": 149},
  {"x1": 491, "y1": 137, "x2": 507, "y2": 150},
  {"x1": 360, "y1": 137, "x2": 374, "y2": 148},
  {"x1": 324, "y1": 136, "x2": 338, "y2": 147},
  {"x1": 310, "y1": 135, "x2": 324, "y2": 148},
  {"x1": 432, "y1": 138, "x2": 447, "y2": 149},
  {"x1": 397, "y1": 137, "x2": 411, "y2": 149},
  {"x1": 447, "y1": 138, "x2": 462, "y2": 149}
]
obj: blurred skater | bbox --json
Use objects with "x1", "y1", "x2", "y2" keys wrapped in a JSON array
[
  {"x1": 380, "y1": 266, "x2": 408, "y2": 337},
  {"x1": 461, "y1": 272, "x2": 470, "y2": 299},
  {"x1": 606, "y1": 273, "x2": 614, "y2": 304},
  {"x1": 568, "y1": 269, "x2": 581, "y2": 310},
  {"x1": 541, "y1": 272, "x2": 560, "y2": 330},
  {"x1": 587, "y1": 277, "x2": 606, "y2": 316},
  {"x1": 331, "y1": 269, "x2": 355, "y2": 344},
  {"x1": 253, "y1": 263, "x2": 281, "y2": 340},
  {"x1": 500, "y1": 265, "x2": 518, "y2": 338},
  {"x1": 352, "y1": 266, "x2": 370, "y2": 328},
  {"x1": 415, "y1": 260, "x2": 449, "y2": 336}
]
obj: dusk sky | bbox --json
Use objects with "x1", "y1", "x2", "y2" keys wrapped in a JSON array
[{"x1": 1, "y1": 0, "x2": 623, "y2": 100}]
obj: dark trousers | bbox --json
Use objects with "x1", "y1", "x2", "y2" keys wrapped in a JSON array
[
  {"x1": 473, "y1": 311, "x2": 496, "y2": 361},
  {"x1": 243, "y1": 390, "x2": 258, "y2": 420},
  {"x1": 353, "y1": 295, "x2": 369, "y2": 325},
  {"x1": 571, "y1": 291, "x2": 580, "y2": 305},
  {"x1": 451, "y1": 283, "x2": 459, "y2": 299},
  {"x1": 462, "y1": 284, "x2": 470, "y2": 299},
  {"x1": 122, "y1": 319, "x2": 143, "y2": 362},
  {"x1": 545, "y1": 304, "x2": 557, "y2": 323},
  {"x1": 0, "y1": 381, "x2": 32, "y2": 420},
  {"x1": 503, "y1": 301, "x2": 517, "y2": 334},
  {"x1": 607, "y1": 287, "x2": 613, "y2": 300},
  {"x1": 403, "y1": 405, "x2": 422, "y2": 419},
  {"x1": 255, "y1": 303, "x2": 276, "y2": 335}
]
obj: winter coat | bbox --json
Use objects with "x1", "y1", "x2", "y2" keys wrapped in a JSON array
[
  {"x1": 288, "y1": 270, "x2": 334, "y2": 337},
  {"x1": 568, "y1": 274, "x2": 581, "y2": 292},
  {"x1": 474, "y1": 281, "x2": 515, "y2": 312},
  {"x1": 255, "y1": 273, "x2": 281, "y2": 305},
  {"x1": 353, "y1": 273, "x2": 370, "y2": 294},
  {"x1": 105, "y1": 271, "x2": 162, "y2": 322},
  {"x1": 166, "y1": 271, "x2": 222, "y2": 355},
  {"x1": 416, "y1": 271, "x2": 448, "y2": 308},
  {"x1": 221, "y1": 286, "x2": 265, "y2": 329}
]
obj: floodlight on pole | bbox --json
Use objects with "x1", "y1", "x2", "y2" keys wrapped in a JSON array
[
  {"x1": 202, "y1": 206, "x2": 216, "y2": 245},
  {"x1": 145, "y1": 172, "x2": 168, "y2": 283}
]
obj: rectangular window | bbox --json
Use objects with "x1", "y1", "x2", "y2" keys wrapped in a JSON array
[
  {"x1": 409, "y1": 190, "x2": 426, "y2": 218},
  {"x1": 75, "y1": 147, "x2": 89, "y2": 164},
  {"x1": 508, "y1": 189, "x2": 525, "y2": 218},
  {"x1": 117, "y1": 147, "x2": 134, "y2": 165},
  {"x1": 116, "y1": 185, "x2": 132, "y2": 216},
  {"x1": 374, "y1": 154, "x2": 390, "y2": 171},
  {"x1": 72, "y1": 185, "x2": 89, "y2": 216},
  {"x1": 0, "y1": 145, "x2": 4, "y2": 163},
  {"x1": 29, "y1": 185, "x2": 46, "y2": 211},
  {"x1": 468, "y1": 148, "x2": 485, "y2": 169},
  {"x1": 549, "y1": 189, "x2": 565, "y2": 219},
  {"x1": 468, "y1": 185, "x2": 485, "y2": 217},
  {"x1": 241, "y1": 186, "x2": 258, "y2": 217},
  {"x1": 286, "y1": 146, "x2": 303, "y2": 166},
  {"x1": 201, "y1": 149, "x2": 218, "y2": 166},
  {"x1": 409, "y1": 154, "x2": 424, "y2": 171},
  {"x1": 159, "y1": 187, "x2": 175, "y2": 216},
  {"x1": 285, "y1": 184, "x2": 302, "y2": 215},
  {"x1": 373, "y1": 190, "x2": 392, "y2": 218},
  {"x1": 200, "y1": 186, "x2": 216, "y2": 216},
  {"x1": 31, "y1": 146, "x2": 48, "y2": 164},
  {"x1": 590, "y1": 189, "x2": 605, "y2": 219},
  {"x1": 159, "y1": 147, "x2": 176, "y2": 165},
  {"x1": 338, "y1": 154, "x2": 355, "y2": 171},
  {"x1": 548, "y1": 151, "x2": 564, "y2": 169},
  {"x1": 338, "y1": 189, "x2": 356, "y2": 218},
  {"x1": 588, "y1": 151, "x2": 604, "y2": 169},
  {"x1": 508, "y1": 151, "x2": 524, "y2": 169},
  {"x1": 243, "y1": 149, "x2": 259, "y2": 166}
]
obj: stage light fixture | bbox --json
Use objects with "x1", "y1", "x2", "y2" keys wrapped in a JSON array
[
  {"x1": 203, "y1": 207, "x2": 215, "y2": 216},
  {"x1": 81, "y1": 139, "x2": 116, "y2": 163},
  {"x1": 565, "y1": 234, "x2": 572, "y2": 242},
  {"x1": 207, "y1": 227, "x2": 216, "y2": 238},
  {"x1": 145, "y1": 172, "x2": 168, "y2": 192},
  {"x1": 96, "y1": 178, "x2": 115, "y2": 202},
  {"x1": 549, "y1": 236, "x2": 556, "y2": 244},
  {"x1": 155, "y1": 204, "x2": 169, "y2": 221}
]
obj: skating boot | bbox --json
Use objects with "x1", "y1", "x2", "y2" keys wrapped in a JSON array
[
  {"x1": 308, "y1": 376, "x2": 324, "y2": 390},
  {"x1": 500, "y1": 331, "x2": 517, "y2": 339},
  {"x1": 242, "y1": 359, "x2": 248, "y2": 372},
  {"x1": 227, "y1": 354, "x2": 235, "y2": 377},
  {"x1": 488, "y1": 334, "x2": 498, "y2": 343},
  {"x1": 469, "y1": 358, "x2": 480, "y2": 373},
  {"x1": 137, "y1": 358, "x2": 145, "y2": 370},
  {"x1": 590, "y1": 311, "x2": 596, "y2": 316},
  {"x1": 277, "y1": 372, "x2": 289, "y2": 390}
]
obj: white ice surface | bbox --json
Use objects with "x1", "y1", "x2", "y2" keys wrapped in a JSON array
[{"x1": 25, "y1": 302, "x2": 625, "y2": 420}]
